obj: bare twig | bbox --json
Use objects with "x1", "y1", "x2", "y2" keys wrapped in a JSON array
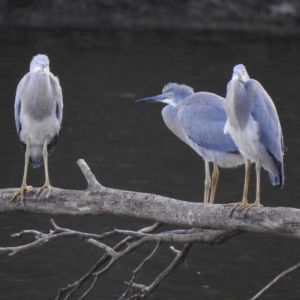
[
  {"x1": 124, "y1": 243, "x2": 194, "y2": 299},
  {"x1": 0, "y1": 221, "x2": 242, "y2": 257},
  {"x1": 77, "y1": 159, "x2": 103, "y2": 190},
  {"x1": 59, "y1": 227, "x2": 240, "y2": 299},
  {"x1": 55, "y1": 222, "x2": 163, "y2": 300},
  {"x1": 169, "y1": 246, "x2": 180, "y2": 254},
  {"x1": 0, "y1": 218, "x2": 242, "y2": 299},
  {"x1": 250, "y1": 262, "x2": 300, "y2": 300},
  {"x1": 120, "y1": 242, "x2": 163, "y2": 300},
  {"x1": 87, "y1": 239, "x2": 119, "y2": 257}
]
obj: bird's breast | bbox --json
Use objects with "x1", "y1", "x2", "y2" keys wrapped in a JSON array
[
  {"x1": 225, "y1": 80, "x2": 252, "y2": 130},
  {"x1": 162, "y1": 106, "x2": 187, "y2": 143},
  {"x1": 226, "y1": 117, "x2": 260, "y2": 161},
  {"x1": 23, "y1": 75, "x2": 56, "y2": 121}
]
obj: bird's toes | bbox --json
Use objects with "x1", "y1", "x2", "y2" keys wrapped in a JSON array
[
  {"x1": 37, "y1": 184, "x2": 52, "y2": 196},
  {"x1": 229, "y1": 205, "x2": 242, "y2": 217},
  {"x1": 224, "y1": 199, "x2": 249, "y2": 217},
  {"x1": 9, "y1": 185, "x2": 33, "y2": 203}
]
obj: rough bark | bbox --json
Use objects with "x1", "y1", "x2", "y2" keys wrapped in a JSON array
[{"x1": 1, "y1": 159, "x2": 300, "y2": 239}]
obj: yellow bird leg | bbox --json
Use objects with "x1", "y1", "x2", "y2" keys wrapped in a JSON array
[
  {"x1": 240, "y1": 160, "x2": 263, "y2": 215},
  {"x1": 209, "y1": 163, "x2": 219, "y2": 204},
  {"x1": 225, "y1": 159, "x2": 251, "y2": 216},
  {"x1": 203, "y1": 160, "x2": 211, "y2": 204},
  {"x1": 37, "y1": 139, "x2": 52, "y2": 195},
  {"x1": 10, "y1": 139, "x2": 33, "y2": 205}
]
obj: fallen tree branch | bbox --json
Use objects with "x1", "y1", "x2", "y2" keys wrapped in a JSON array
[
  {"x1": 0, "y1": 159, "x2": 299, "y2": 240},
  {"x1": 1, "y1": 159, "x2": 299, "y2": 299},
  {"x1": 55, "y1": 222, "x2": 163, "y2": 300},
  {"x1": 0, "y1": 218, "x2": 242, "y2": 299},
  {"x1": 0, "y1": 219, "x2": 243, "y2": 256}
]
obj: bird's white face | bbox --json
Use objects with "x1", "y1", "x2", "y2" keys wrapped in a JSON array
[
  {"x1": 30, "y1": 55, "x2": 50, "y2": 74},
  {"x1": 232, "y1": 64, "x2": 249, "y2": 81},
  {"x1": 162, "y1": 93, "x2": 176, "y2": 106}
]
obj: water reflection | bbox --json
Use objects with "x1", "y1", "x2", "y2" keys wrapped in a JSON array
[{"x1": 0, "y1": 29, "x2": 300, "y2": 299}]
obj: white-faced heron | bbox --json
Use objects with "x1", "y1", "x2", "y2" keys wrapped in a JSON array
[
  {"x1": 224, "y1": 64, "x2": 285, "y2": 211},
  {"x1": 11, "y1": 54, "x2": 63, "y2": 204},
  {"x1": 136, "y1": 83, "x2": 244, "y2": 204}
]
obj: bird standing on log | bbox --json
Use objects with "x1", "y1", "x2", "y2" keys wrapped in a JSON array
[
  {"x1": 11, "y1": 54, "x2": 63, "y2": 204},
  {"x1": 136, "y1": 83, "x2": 244, "y2": 204},
  {"x1": 224, "y1": 64, "x2": 285, "y2": 212}
]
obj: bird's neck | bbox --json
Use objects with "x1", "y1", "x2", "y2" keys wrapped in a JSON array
[
  {"x1": 162, "y1": 105, "x2": 186, "y2": 142},
  {"x1": 225, "y1": 80, "x2": 252, "y2": 130}
]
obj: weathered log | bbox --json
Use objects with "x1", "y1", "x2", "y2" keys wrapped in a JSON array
[{"x1": 1, "y1": 159, "x2": 299, "y2": 239}]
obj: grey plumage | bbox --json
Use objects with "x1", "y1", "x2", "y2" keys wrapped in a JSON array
[
  {"x1": 11, "y1": 54, "x2": 63, "y2": 204},
  {"x1": 224, "y1": 64, "x2": 285, "y2": 209},
  {"x1": 136, "y1": 83, "x2": 244, "y2": 204}
]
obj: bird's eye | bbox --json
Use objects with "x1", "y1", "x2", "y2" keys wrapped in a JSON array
[
  {"x1": 36, "y1": 62, "x2": 38, "y2": 65},
  {"x1": 168, "y1": 94, "x2": 172, "y2": 98},
  {"x1": 45, "y1": 64, "x2": 48, "y2": 67}
]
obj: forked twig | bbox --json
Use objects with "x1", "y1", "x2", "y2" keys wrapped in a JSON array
[
  {"x1": 55, "y1": 222, "x2": 163, "y2": 300},
  {"x1": 120, "y1": 241, "x2": 163, "y2": 299},
  {"x1": 122, "y1": 243, "x2": 194, "y2": 299}
]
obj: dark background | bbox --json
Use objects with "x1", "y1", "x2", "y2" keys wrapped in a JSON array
[{"x1": 0, "y1": 1, "x2": 300, "y2": 300}]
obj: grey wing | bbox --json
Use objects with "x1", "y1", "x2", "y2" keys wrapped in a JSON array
[
  {"x1": 56, "y1": 94, "x2": 63, "y2": 124},
  {"x1": 178, "y1": 99, "x2": 240, "y2": 154},
  {"x1": 50, "y1": 74, "x2": 63, "y2": 124},
  {"x1": 14, "y1": 76, "x2": 27, "y2": 135},
  {"x1": 246, "y1": 79, "x2": 284, "y2": 161}
]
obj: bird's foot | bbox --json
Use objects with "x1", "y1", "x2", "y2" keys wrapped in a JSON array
[
  {"x1": 238, "y1": 201, "x2": 263, "y2": 215},
  {"x1": 224, "y1": 199, "x2": 249, "y2": 217},
  {"x1": 37, "y1": 183, "x2": 52, "y2": 196},
  {"x1": 9, "y1": 185, "x2": 33, "y2": 205}
]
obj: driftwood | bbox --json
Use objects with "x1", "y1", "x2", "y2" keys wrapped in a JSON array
[
  {"x1": 1, "y1": 159, "x2": 300, "y2": 239},
  {"x1": 1, "y1": 159, "x2": 300, "y2": 299}
]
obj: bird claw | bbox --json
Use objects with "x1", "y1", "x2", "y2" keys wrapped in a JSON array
[
  {"x1": 9, "y1": 185, "x2": 33, "y2": 205},
  {"x1": 225, "y1": 199, "x2": 263, "y2": 217},
  {"x1": 224, "y1": 199, "x2": 249, "y2": 217},
  {"x1": 37, "y1": 183, "x2": 52, "y2": 196},
  {"x1": 238, "y1": 202, "x2": 263, "y2": 215}
]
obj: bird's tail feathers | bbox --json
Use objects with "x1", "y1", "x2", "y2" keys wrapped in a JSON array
[
  {"x1": 30, "y1": 155, "x2": 43, "y2": 169},
  {"x1": 268, "y1": 159, "x2": 284, "y2": 187}
]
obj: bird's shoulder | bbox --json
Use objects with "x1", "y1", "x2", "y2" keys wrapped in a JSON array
[
  {"x1": 244, "y1": 79, "x2": 271, "y2": 103},
  {"x1": 16, "y1": 73, "x2": 31, "y2": 96},
  {"x1": 245, "y1": 79, "x2": 278, "y2": 119},
  {"x1": 48, "y1": 73, "x2": 63, "y2": 104},
  {"x1": 179, "y1": 92, "x2": 226, "y2": 121},
  {"x1": 49, "y1": 73, "x2": 62, "y2": 92}
]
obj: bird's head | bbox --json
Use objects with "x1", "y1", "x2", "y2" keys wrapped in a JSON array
[
  {"x1": 136, "y1": 83, "x2": 194, "y2": 107},
  {"x1": 30, "y1": 54, "x2": 50, "y2": 74},
  {"x1": 232, "y1": 64, "x2": 249, "y2": 81}
]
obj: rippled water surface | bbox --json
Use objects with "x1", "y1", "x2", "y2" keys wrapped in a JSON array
[{"x1": 0, "y1": 29, "x2": 300, "y2": 299}]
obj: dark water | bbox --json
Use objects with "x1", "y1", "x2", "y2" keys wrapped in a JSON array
[{"x1": 0, "y1": 29, "x2": 300, "y2": 299}]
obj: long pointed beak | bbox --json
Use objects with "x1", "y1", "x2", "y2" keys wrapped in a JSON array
[{"x1": 135, "y1": 94, "x2": 167, "y2": 103}]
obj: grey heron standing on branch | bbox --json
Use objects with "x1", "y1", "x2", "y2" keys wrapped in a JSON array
[
  {"x1": 224, "y1": 64, "x2": 285, "y2": 212},
  {"x1": 136, "y1": 83, "x2": 244, "y2": 204},
  {"x1": 11, "y1": 54, "x2": 63, "y2": 204}
]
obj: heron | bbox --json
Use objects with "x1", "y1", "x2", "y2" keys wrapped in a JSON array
[
  {"x1": 11, "y1": 54, "x2": 63, "y2": 204},
  {"x1": 136, "y1": 83, "x2": 244, "y2": 204},
  {"x1": 224, "y1": 64, "x2": 285, "y2": 211}
]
